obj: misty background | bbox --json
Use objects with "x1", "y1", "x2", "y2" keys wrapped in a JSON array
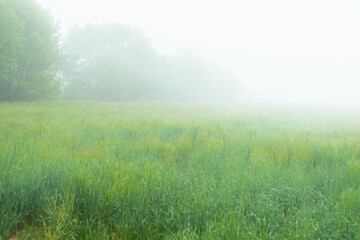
[
  {"x1": 1, "y1": 0, "x2": 359, "y2": 104},
  {"x1": 36, "y1": 0, "x2": 360, "y2": 105}
]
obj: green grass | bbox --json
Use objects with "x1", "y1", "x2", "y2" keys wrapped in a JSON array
[{"x1": 1, "y1": 102, "x2": 360, "y2": 239}]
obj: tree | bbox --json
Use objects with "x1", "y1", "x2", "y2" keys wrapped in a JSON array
[
  {"x1": 0, "y1": 0, "x2": 61, "y2": 102},
  {"x1": 164, "y1": 51, "x2": 240, "y2": 101},
  {"x1": 62, "y1": 24, "x2": 164, "y2": 101}
]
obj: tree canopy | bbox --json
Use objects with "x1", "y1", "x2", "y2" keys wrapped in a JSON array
[
  {"x1": 0, "y1": 0, "x2": 60, "y2": 102},
  {"x1": 62, "y1": 24, "x2": 164, "y2": 101},
  {"x1": 164, "y1": 51, "x2": 240, "y2": 101},
  {"x1": 62, "y1": 23, "x2": 240, "y2": 102},
  {"x1": 0, "y1": 1, "x2": 240, "y2": 102}
]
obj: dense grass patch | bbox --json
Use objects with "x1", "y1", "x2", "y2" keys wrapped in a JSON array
[{"x1": 1, "y1": 102, "x2": 360, "y2": 239}]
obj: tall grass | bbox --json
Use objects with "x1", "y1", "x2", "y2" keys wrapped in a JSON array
[{"x1": 1, "y1": 102, "x2": 360, "y2": 239}]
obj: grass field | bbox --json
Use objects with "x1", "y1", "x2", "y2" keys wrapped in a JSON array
[{"x1": 1, "y1": 102, "x2": 360, "y2": 239}]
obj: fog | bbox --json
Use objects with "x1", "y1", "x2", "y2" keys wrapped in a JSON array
[{"x1": 37, "y1": 0, "x2": 360, "y2": 105}]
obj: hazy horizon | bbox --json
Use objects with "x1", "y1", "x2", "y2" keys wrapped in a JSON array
[{"x1": 36, "y1": 0, "x2": 360, "y2": 106}]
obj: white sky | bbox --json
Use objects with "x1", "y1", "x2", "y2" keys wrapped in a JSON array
[{"x1": 37, "y1": 0, "x2": 360, "y2": 105}]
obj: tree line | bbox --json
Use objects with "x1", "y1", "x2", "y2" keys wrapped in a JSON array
[{"x1": 0, "y1": 0, "x2": 240, "y2": 102}]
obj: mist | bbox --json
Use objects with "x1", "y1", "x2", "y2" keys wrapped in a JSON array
[
  {"x1": 36, "y1": 0, "x2": 360, "y2": 105},
  {"x1": 3, "y1": 1, "x2": 360, "y2": 238}
]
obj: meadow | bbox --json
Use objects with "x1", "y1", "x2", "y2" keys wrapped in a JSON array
[{"x1": 1, "y1": 102, "x2": 360, "y2": 239}]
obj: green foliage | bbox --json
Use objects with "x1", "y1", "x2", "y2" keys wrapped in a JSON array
[
  {"x1": 2, "y1": 102, "x2": 360, "y2": 239},
  {"x1": 62, "y1": 24, "x2": 240, "y2": 102},
  {"x1": 0, "y1": 0, "x2": 61, "y2": 102},
  {"x1": 62, "y1": 24, "x2": 164, "y2": 101}
]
